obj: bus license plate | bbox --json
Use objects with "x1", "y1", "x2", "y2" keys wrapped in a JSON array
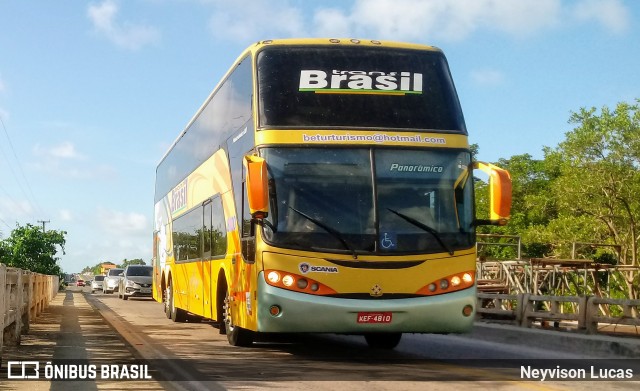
[{"x1": 357, "y1": 312, "x2": 392, "y2": 324}]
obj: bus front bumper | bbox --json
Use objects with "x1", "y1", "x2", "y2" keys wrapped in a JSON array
[{"x1": 256, "y1": 274, "x2": 476, "y2": 334}]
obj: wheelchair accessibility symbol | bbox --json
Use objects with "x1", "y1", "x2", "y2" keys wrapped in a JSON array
[{"x1": 380, "y1": 232, "x2": 396, "y2": 250}]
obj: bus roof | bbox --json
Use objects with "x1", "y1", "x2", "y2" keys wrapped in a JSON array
[{"x1": 158, "y1": 38, "x2": 444, "y2": 167}]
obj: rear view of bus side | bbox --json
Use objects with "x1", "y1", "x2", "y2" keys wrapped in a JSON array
[{"x1": 152, "y1": 38, "x2": 512, "y2": 348}]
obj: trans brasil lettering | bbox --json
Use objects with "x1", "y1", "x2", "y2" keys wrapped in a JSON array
[
  {"x1": 299, "y1": 69, "x2": 423, "y2": 94},
  {"x1": 170, "y1": 179, "x2": 187, "y2": 215}
]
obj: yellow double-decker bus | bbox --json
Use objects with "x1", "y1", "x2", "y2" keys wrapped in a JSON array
[{"x1": 153, "y1": 38, "x2": 511, "y2": 349}]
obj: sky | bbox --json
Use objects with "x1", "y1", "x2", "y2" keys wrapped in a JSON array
[{"x1": 0, "y1": 0, "x2": 638, "y2": 273}]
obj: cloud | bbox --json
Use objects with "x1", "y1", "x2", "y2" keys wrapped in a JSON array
[
  {"x1": 314, "y1": 0, "x2": 563, "y2": 42},
  {"x1": 34, "y1": 141, "x2": 85, "y2": 160},
  {"x1": 206, "y1": 0, "x2": 630, "y2": 43},
  {"x1": 207, "y1": 0, "x2": 307, "y2": 42},
  {"x1": 31, "y1": 142, "x2": 117, "y2": 180},
  {"x1": 61, "y1": 208, "x2": 151, "y2": 270},
  {"x1": 87, "y1": 0, "x2": 160, "y2": 50},
  {"x1": 571, "y1": 0, "x2": 630, "y2": 34},
  {"x1": 97, "y1": 207, "x2": 148, "y2": 235},
  {"x1": 471, "y1": 69, "x2": 506, "y2": 86},
  {"x1": 59, "y1": 209, "x2": 74, "y2": 222}
]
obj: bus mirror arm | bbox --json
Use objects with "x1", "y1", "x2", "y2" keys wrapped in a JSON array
[
  {"x1": 472, "y1": 218, "x2": 509, "y2": 227},
  {"x1": 254, "y1": 217, "x2": 277, "y2": 233}
]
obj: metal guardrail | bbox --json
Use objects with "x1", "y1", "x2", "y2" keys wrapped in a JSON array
[
  {"x1": 0, "y1": 263, "x2": 59, "y2": 365},
  {"x1": 477, "y1": 292, "x2": 640, "y2": 337}
]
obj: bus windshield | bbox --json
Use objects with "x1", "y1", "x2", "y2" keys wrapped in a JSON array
[
  {"x1": 257, "y1": 46, "x2": 466, "y2": 133},
  {"x1": 261, "y1": 148, "x2": 474, "y2": 255}
]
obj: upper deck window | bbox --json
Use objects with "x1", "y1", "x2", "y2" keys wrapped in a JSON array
[{"x1": 257, "y1": 46, "x2": 466, "y2": 133}]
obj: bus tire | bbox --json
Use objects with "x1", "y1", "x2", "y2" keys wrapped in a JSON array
[
  {"x1": 167, "y1": 281, "x2": 187, "y2": 322},
  {"x1": 364, "y1": 333, "x2": 402, "y2": 349},
  {"x1": 224, "y1": 287, "x2": 254, "y2": 347},
  {"x1": 164, "y1": 284, "x2": 172, "y2": 319}
]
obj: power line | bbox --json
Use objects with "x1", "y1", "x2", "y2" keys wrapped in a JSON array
[{"x1": 0, "y1": 114, "x2": 47, "y2": 220}]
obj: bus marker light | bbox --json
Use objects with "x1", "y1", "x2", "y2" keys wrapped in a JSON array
[
  {"x1": 267, "y1": 271, "x2": 280, "y2": 283},
  {"x1": 282, "y1": 275, "x2": 294, "y2": 287},
  {"x1": 269, "y1": 305, "x2": 281, "y2": 316},
  {"x1": 450, "y1": 276, "x2": 461, "y2": 287},
  {"x1": 462, "y1": 305, "x2": 473, "y2": 317}
]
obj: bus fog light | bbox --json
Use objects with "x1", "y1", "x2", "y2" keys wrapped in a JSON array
[
  {"x1": 269, "y1": 305, "x2": 281, "y2": 316},
  {"x1": 282, "y1": 275, "x2": 294, "y2": 287},
  {"x1": 310, "y1": 283, "x2": 319, "y2": 292},
  {"x1": 462, "y1": 305, "x2": 473, "y2": 317},
  {"x1": 428, "y1": 283, "x2": 437, "y2": 292},
  {"x1": 297, "y1": 278, "x2": 308, "y2": 289},
  {"x1": 463, "y1": 273, "x2": 473, "y2": 283},
  {"x1": 451, "y1": 276, "x2": 461, "y2": 287},
  {"x1": 440, "y1": 279, "x2": 449, "y2": 290},
  {"x1": 267, "y1": 271, "x2": 281, "y2": 283}
]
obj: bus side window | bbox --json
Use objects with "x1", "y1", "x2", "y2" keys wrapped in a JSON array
[
  {"x1": 241, "y1": 181, "x2": 256, "y2": 263},
  {"x1": 203, "y1": 201, "x2": 212, "y2": 258}
]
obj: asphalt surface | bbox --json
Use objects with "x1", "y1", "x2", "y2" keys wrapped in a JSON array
[{"x1": 2, "y1": 288, "x2": 640, "y2": 390}]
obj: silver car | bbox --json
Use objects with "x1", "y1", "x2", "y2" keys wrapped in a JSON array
[
  {"x1": 90, "y1": 275, "x2": 105, "y2": 293},
  {"x1": 118, "y1": 265, "x2": 153, "y2": 300},
  {"x1": 102, "y1": 268, "x2": 124, "y2": 294}
]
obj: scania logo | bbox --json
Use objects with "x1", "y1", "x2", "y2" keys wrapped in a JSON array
[{"x1": 298, "y1": 263, "x2": 339, "y2": 274}]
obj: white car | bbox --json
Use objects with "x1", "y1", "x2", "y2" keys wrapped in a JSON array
[
  {"x1": 102, "y1": 268, "x2": 124, "y2": 294},
  {"x1": 90, "y1": 275, "x2": 105, "y2": 293}
]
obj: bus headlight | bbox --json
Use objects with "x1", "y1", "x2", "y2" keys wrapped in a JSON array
[
  {"x1": 267, "y1": 271, "x2": 281, "y2": 283},
  {"x1": 282, "y1": 275, "x2": 294, "y2": 287}
]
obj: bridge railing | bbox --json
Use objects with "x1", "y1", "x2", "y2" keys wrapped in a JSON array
[
  {"x1": 477, "y1": 292, "x2": 640, "y2": 337},
  {"x1": 0, "y1": 263, "x2": 59, "y2": 365}
]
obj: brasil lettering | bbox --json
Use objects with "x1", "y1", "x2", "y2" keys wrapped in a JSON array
[
  {"x1": 299, "y1": 69, "x2": 423, "y2": 95},
  {"x1": 170, "y1": 179, "x2": 187, "y2": 215}
]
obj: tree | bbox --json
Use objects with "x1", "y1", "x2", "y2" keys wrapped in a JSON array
[
  {"x1": 475, "y1": 153, "x2": 557, "y2": 259},
  {"x1": 1, "y1": 223, "x2": 66, "y2": 275},
  {"x1": 540, "y1": 100, "x2": 640, "y2": 299},
  {"x1": 120, "y1": 258, "x2": 146, "y2": 268}
]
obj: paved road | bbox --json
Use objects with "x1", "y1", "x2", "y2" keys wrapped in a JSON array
[{"x1": 2, "y1": 288, "x2": 640, "y2": 390}]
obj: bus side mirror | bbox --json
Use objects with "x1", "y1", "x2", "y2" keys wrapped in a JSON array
[
  {"x1": 244, "y1": 155, "x2": 269, "y2": 219},
  {"x1": 473, "y1": 161, "x2": 512, "y2": 226}
]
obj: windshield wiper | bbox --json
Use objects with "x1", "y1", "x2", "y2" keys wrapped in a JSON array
[
  {"x1": 386, "y1": 208, "x2": 454, "y2": 256},
  {"x1": 288, "y1": 206, "x2": 358, "y2": 259}
]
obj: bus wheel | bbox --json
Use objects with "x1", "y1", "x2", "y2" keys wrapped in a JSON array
[
  {"x1": 223, "y1": 288, "x2": 254, "y2": 346},
  {"x1": 167, "y1": 281, "x2": 187, "y2": 322},
  {"x1": 164, "y1": 285, "x2": 172, "y2": 319},
  {"x1": 364, "y1": 333, "x2": 402, "y2": 349}
]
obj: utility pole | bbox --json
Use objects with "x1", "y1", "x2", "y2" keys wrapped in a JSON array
[{"x1": 38, "y1": 219, "x2": 50, "y2": 232}]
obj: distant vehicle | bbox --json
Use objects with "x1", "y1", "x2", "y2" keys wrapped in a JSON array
[
  {"x1": 118, "y1": 265, "x2": 153, "y2": 300},
  {"x1": 76, "y1": 279, "x2": 85, "y2": 287},
  {"x1": 102, "y1": 268, "x2": 124, "y2": 294},
  {"x1": 91, "y1": 275, "x2": 105, "y2": 293}
]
